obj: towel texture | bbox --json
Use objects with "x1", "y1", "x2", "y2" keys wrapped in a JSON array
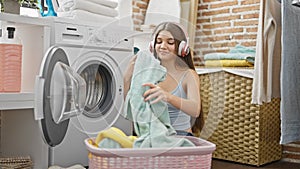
[
  {"x1": 58, "y1": 0, "x2": 118, "y2": 8},
  {"x1": 204, "y1": 45, "x2": 255, "y2": 64},
  {"x1": 251, "y1": 0, "x2": 281, "y2": 105},
  {"x1": 280, "y1": 0, "x2": 300, "y2": 144},
  {"x1": 123, "y1": 51, "x2": 195, "y2": 148},
  {"x1": 58, "y1": 0, "x2": 118, "y2": 17},
  {"x1": 57, "y1": 10, "x2": 117, "y2": 23},
  {"x1": 204, "y1": 60, "x2": 254, "y2": 67},
  {"x1": 204, "y1": 53, "x2": 255, "y2": 64}
]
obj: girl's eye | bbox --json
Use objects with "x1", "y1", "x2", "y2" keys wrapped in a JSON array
[{"x1": 168, "y1": 41, "x2": 175, "y2": 45}]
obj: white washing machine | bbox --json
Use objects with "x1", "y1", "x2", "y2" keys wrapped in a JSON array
[
  {"x1": 35, "y1": 19, "x2": 134, "y2": 167},
  {"x1": 1, "y1": 18, "x2": 134, "y2": 168}
]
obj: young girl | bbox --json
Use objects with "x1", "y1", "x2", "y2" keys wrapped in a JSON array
[{"x1": 124, "y1": 22, "x2": 202, "y2": 136}]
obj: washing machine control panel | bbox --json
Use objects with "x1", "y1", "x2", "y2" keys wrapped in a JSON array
[{"x1": 54, "y1": 22, "x2": 133, "y2": 50}]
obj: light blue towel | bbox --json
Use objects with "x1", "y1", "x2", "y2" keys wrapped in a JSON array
[
  {"x1": 280, "y1": 0, "x2": 300, "y2": 144},
  {"x1": 123, "y1": 50, "x2": 195, "y2": 148},
  {"x1": 204, "y1": 45, "x2": 256, "y2": 63}
]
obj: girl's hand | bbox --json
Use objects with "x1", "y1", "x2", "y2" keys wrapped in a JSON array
[{"x1": 143, "y1": 83, "x2": 169, "y2": 104}]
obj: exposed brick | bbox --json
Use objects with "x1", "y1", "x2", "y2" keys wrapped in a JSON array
[
  {"x1": 197, "y1": 18, "x2": 211, "y2": 24},
  {"x1": 199, "y1": 4, "x2": 209, "y2": 10},
  {"x1": 211, "y1": 41, "x2": 237, "y2": 48},
  {"x1": 203, "y1": 0, "x2": 220, "y2": 3},
  {"x1": 234, "y1": 20, "x2": 259, "y2": 26},
  {"x1": 214, "y1": 28, "x2": 244, "y2": 34},
  {"x1": 247, "y1": 27, "x2": 258, "y2": 33},
  {"x1": 232, "y1": 5, "x2": 260, "y2": 13},
  {"x1": 241, "y1": 41, "x2": 257, "y2": 47},
  {"x1": 195, "y1": 43, "x2": 209, "y2": 49},
  {"x1": 136, "y1": 2, "x2": 148, "y2": 9},
  {"x1": 243, "y1": 13, "x2": 259, "y2": 19},
  {"x1": 241, "y1": 0, "x2": 260, "y2": 5},
  {"x1": 210, "y1": 0, "x2": 239, "y2": 9},
  {"x1": 133, "y1": 7, "x2": 140, "y2": 13},
  {"x1": 202, "y1": 35, "x2": 231, "y2": 42},
  {"x1": 233, "y1": 34, "x2": 257, "y2": 40},
  {"x1": 202, "y1": 9, "x2": 230, "y2": 16},
  {"x1": 199, "y1": 30, "x2": 213, "y2": 36},
  {"x1": 203, "y1": 22, "x2": 231, "y2": 29},
  {"x1": 212, "y1": 15, "x2": 241, "y2": 22}
]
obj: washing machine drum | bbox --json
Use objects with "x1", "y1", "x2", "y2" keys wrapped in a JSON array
[{"x1": 34, "y1": 47, "x2": 117, "y2": 147}]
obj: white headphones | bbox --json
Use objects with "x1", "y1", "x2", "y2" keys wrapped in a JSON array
[{"x1": 149, "y1": 22, "x2": 190, "y2": 57}]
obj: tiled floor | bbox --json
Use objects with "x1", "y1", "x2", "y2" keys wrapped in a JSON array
[{"x1": 212, "y1": 159, "x2": 300, "y2": 169}]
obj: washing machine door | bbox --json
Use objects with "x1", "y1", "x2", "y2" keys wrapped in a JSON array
[{"x1": 34, "y1": 46, "x2": 87, "y2": 147}]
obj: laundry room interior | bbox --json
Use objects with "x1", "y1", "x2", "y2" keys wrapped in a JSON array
[{"x1": 0, "y1": 0, "x2": 300, "y2": 169}]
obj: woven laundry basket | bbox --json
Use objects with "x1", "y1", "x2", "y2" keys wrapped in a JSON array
[
  {"x1": 0, "y1": 156, "x2": 33, "y2": 169},
  {"x1": 85, "y1": 136, "x2": 216, "y2": 169},
  {"x1": 198, "y1": 68, "x2": 282, "y2": 166}
]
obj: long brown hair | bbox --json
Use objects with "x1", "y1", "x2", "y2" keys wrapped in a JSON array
[{"x1": 152, "y1": 22, "x2": 204, "y2": 136}]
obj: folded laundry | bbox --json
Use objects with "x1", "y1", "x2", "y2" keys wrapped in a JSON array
[
  {"x1": 58, "y1": 0, "x2": 118, "y2": 9},
  {"x1": 204, "y1": 45, "x2": 256, "y2": 64},
  {"x1": 58, "y1": 0, "x2": 118, "y2": 17},
  {"x1": 204, "y1": 53, "x2": 255, "y2": 64},
  {"x1": 204, "y1": 60, "x2": 254, "y2": 67},
  {"x1": 57, "y1": 10, "x2": 117, "y2": 23},
  {"x1": 85, "y1": 0, "x2": 118, "y2": 8},
  {"x1": 229, "y1": 44, "x2": 256, "y2": 55}
]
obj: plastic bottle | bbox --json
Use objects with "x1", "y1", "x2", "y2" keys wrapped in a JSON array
[{"x1": 0, "y1": 26, "x2": 22, "y2": 92}]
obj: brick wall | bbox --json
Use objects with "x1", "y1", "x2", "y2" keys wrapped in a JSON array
[
  {"x1": 194, "y1": 0, "x2": 260, "y2": 65},
  {"x1": 131, "y1": 0, "x2": 260, "y2": 65},
  {"x1": 132, "y1": 0, "x2": 149, "y2": 31}
]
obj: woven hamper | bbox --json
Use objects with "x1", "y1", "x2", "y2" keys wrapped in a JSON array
[{"x1": 198, "y1": 69, "x2": 282, "y2": 166}]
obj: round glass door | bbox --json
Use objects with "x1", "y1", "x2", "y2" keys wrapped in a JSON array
[
  {"x1": 35, "y1": 47, "x2": 87, "y2": 147},
  {"x1": 70, "y1": 51, "x2": 123, "y2": 135}
]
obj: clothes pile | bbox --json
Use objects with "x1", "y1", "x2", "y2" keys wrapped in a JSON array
[
  {"x1": 57, "y1": 0, "x2": 119, "y2": 23},
  {"x1": 204, "y1": 45, "x2": 256, "y2": 67}
]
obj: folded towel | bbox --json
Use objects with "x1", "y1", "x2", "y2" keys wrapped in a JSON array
[
  {"x1": 123, "y1": 50, "x2": 195, "y2": 148},
  {"x1": 58, "y1": 0, "x2": 118, "y2": 17},
  {"x1": 58, "y1": 0, "x2": 118, "y2": 8},
  {"x1": 85, "y1": 0, "x2": 118, "y2": 8},
  {"x1": 95, "y1": 127, "x2": 137, "y2": 148},
  {"x1": 204, "y1": 53, "x2": 255, "y2": 64},
  {"x1": 205, "y1": 60, "x2": 254, "y2": 67},
  {"x1": 57, "y1": 10, "x2": 117, "y2": 23},
  {"x1": 229, "y1": 44, "x2": 256, "y2": 55},
  {"x1": 204, "y1": 45, "x2": 256, "y2": 64}
]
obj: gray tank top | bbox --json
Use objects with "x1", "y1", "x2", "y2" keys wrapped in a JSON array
[{"x1": 167, "y1": 71, "x2": 191, "y2": 130}]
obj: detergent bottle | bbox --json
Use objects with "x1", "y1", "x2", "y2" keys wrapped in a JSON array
[{"x1": 0, "y1": 26, "x2": 23, "y2": 92}]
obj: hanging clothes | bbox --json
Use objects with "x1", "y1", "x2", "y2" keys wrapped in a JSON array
[
  {"x1": 252, "y1": 0, "x2": 281, "y2": 104},
  {"x1": 280, "y1": 0, "x2": 300, "y2": 144}
]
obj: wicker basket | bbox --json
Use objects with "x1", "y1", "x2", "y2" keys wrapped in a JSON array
[
  {"x1": 0, "y1": 156, "x2": 33, "y2": 169},
  {"x1": 85, "y1": 136, "x2": 216, "y2": 169},
  {"x1": 198, "y1": 70, "x2": 282, "y2": 166}
]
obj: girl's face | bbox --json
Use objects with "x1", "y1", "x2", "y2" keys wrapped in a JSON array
[{"x1": 155, "y1": 30, "x2": 177, "y2": 61}]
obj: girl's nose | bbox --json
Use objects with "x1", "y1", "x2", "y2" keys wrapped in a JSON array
[{"x1": 160, "y1": 41, "x2": 167, "y2": 48}]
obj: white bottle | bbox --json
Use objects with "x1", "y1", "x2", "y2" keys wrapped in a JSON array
[{"x1": 0, "y1": 26, "x2": 23, "y2": 92}]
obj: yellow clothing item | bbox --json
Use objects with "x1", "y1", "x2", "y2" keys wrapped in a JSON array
[
  {"x1": 95, "y1": 127, "x2": 137, "y2": 148},
  {"x1": 205, "y1": 60, "x2": 254, "y2": 67}
]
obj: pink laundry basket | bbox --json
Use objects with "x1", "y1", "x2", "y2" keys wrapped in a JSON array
[{"x1": 85, "y1": 136, "x2": 216, "y2": 169}]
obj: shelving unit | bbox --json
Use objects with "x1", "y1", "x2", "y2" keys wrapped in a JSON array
[{"x1": 0, "y1": 13, "x2": 52, "y2": 110}]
